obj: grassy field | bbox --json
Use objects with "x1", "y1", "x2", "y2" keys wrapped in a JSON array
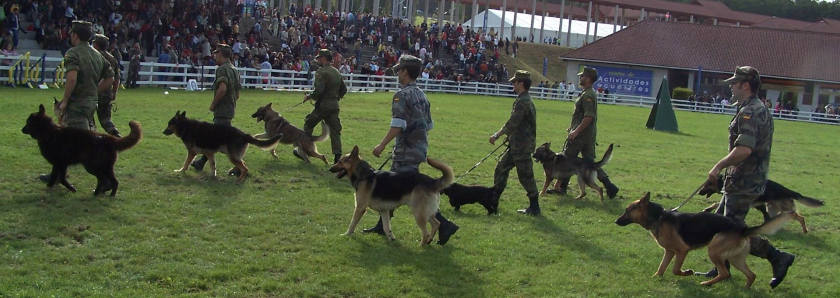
[{"x1": 1, "y1": 88, "x2": 839, "y2": 296}]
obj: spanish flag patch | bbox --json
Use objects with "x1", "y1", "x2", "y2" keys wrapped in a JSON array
[
  {"x1": 742, "y1": 115, "x2": 751, "y2": 120},
  {"x1": 393, "y1": 95, "x2": 399, "y2": 102}
]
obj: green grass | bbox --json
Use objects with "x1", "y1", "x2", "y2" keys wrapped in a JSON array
[{"x1": 1, "y1": 88, "x2": 839, "y2": 296}]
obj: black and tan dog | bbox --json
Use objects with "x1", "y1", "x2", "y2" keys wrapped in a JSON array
[
  {"x1": 163, "y1": 111, "x2": 282, "y2": 183},
  {"x1": 442, "y1": 183, "x2": 499, "y2": 215},
  {"x1": 532, "y1": 142, "x2": 614, "y2": 201},
  {"x1": 329, "y1": 146, "x2": 453, "y2": 245},
  {"x1": 22, "y1": 104, "x2": 142, "y2": 196},
  {"x1": 701, "y1": 177, "x2": 825, "y2": 233},
  {"x1": 615, "y1": 192, "x2": 793, "y2": 288},
  {"x1": 251, "y1": 103, "x2": 329, "y2": 164}
]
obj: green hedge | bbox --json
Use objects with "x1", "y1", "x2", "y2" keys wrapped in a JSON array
[{"x1": 672, "y1": 87, "x2": 694, "y2": 100}]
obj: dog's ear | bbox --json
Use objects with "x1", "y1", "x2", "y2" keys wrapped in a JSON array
[
  {"x1": 641, "y1": 192, "x2": 651, "y2": 203},
  {"x1": 546, "y1": 142, "x2": 551, "y2": 149},
  {"x1": 350, "y1": 145, "x2": 359, "y2": 158},
  {"x1": 180, "y1": 111, "x2": 186, "y2": 118},
  {"x1": 38, "y1": 104, "x2": 46, "y2": 115},
  {"x1": 266, "y1": 103, "x2": 272, "y2": 108}
]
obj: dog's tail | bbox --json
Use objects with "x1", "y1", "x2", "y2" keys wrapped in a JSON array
[
  {"x1": 766, "y1": 180, "x2": 825, "y2": 208},
  {"x1": 796, "y1": 196, "x2": 826, "y2": 208},
  {"x1": 593, "y1": 143, "x2": 614, "y2": 168},
  {"x1": 247, "y1": 134, "x2": 283, "y2": 148},
  {"x1": 427, "y1": 158, "x2": 454, "y2": 192},
  {"x1": 744, "y1": 212, "x2": 795, "y2": 237},
  {"x1": 311, "y1": 123, "x2": 329, "y2": 142},
  {"x1": 114, "y1": 121, "x2": 142, "y2": 151}
]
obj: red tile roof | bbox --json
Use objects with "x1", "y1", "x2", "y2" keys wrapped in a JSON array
[{"x1": 562, "y1": 20, "x2": 840, "y2": 83}]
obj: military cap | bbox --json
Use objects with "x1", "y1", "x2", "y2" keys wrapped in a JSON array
[
  {"x1": 213, "y1": 43, "x2": 233, "y2": 58},
  {"x1": 723, "y1": 66, "x2": 760, "y2": 84},
  {"x1": 316, "y1": 49, "x2": 332, "y2": 59},
  {"x1": 93, "y1": 34, "x2": 109, "y2": 48},
  {"x1": 577, "y1": 67, "x2": 598, "y2": 81},
  {"x1": 71, "y1": 21, "x2": 93, "y2": 41},
  {"x1": 508, "y1": 70, "x2": 531, "y2": 82},
  {"x1": 393, "y1": 54, "x2": 423, "y2": 71}
]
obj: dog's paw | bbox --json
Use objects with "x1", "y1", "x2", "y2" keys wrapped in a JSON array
[
  {"x1": 681, "y1": 269, "x2": 695, "y2": 276},
  {"x1": 173, "y1": 168, "x2": 186, "y2": 173}
]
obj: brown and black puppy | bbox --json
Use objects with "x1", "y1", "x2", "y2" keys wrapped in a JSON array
[
  {"x1": 251, "y1": 103, "x2": 328, "y2": 164},
  {"x1": 701, "y1": 176, "x2": 825, "y2": 233},
  {"x1": 442, "y1": 183, "x2": 499, "y2": 215},
  {"x1": 163, "y1": 111, "x2": 282, "y2": 183},
  {"x1": 615, "y1": 192, "x2": 793, "y2": 288},
  {"x1": 22, "y1": 104, "x2": 142, "y2": 196},
  {"x1": 329, "y1": 146, "x2": 453, "y2": 245},
  {"x1": 533, "y1": 142, "x2": 613, "y2": 201}
]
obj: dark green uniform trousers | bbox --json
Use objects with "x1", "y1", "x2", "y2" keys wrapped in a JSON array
[{"x1": 304, "y1": 108, "x2": 342, "y2": 155}]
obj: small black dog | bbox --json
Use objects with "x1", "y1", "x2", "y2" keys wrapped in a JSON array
[{"x1": 442, "y1": 183, "x2": 499, "y2": 214}]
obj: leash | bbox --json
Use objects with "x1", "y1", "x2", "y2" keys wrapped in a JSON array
[
  {"x1": 377, "y1": 152, "x2": 393, "y2": 170},
  {"x1": 453, "y1": 139, "x2": 509, "y2": 184},
  {"x1": 671, "y1": 183, "x2": 706, "y2": 211}
]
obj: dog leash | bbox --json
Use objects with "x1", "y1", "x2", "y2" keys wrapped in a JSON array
[
  {"x1": 453, "y1": 139, "x2": 509, "y2": 184},
  {"x1": 377, "y1": 152, "x2": 393, "y2": 171},
  {"x1": 671, "y1": 183, "x2": 706, "y2": 211}
]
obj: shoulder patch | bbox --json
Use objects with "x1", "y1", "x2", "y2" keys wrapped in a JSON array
[
  {"x1": 393, "y1": 94, "x2": 399, "y2": 102},
  {"x1": 742, "y1": 114, "x2": 751, "y2": 120}
]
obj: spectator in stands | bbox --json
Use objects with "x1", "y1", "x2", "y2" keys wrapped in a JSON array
[{"x1": 6, "y1": 4, "x2": 24, "y2": 50}]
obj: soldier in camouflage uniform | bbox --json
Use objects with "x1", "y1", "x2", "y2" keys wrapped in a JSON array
[
  {"x1": 364, "y1": 55, "x2": 459, "y2": 245},
  {"x1": 490, "y1": 70, "x2": 541, "y2": 215},
  {"x1": 56, "y1": 21, "x2": 115, "y2": 131},
  {"x1": 697, "y1": 66, "x2": 795, "y2": 288},
  {"x1": 192, "y1": 44, "x2": 242, "y2": 172},
  {"x1": 92, "y1": 34, "x2": 122, "y2": 137},
  {"x1": 304, "y1": 49, "x2": 347, "y2": 163},
  {"x1": 41, "y1": 21, "x2": 115, "y2": 184},
  {"x1": 555, "y1": 67, "x2": 619, "y2": 198}
]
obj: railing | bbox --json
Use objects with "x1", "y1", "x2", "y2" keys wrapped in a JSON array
[{"x1": 2, "y1": 54, "x2": 838, "y2": 126}]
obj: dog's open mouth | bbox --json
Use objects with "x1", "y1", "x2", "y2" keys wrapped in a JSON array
[{"x1": 329, "y1": 165, "x2": 347, "y2": 179}]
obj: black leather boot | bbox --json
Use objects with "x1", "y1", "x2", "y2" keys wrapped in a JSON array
[
  {"x1": 695, "y1": 261, "x2": 729, "y2": 278},
  {"x1": 362, "y1": 218, "x2": 385, "y2": 235},
  {"x1": 768, "y1": 248, "x2": 795, "y2": 288},
  {"x1": 107, "y1": 129, "x2": 122, "y2": 138},
  {"x1": 517, "y1": 196, "x2": 541, "y2": 216},
  {"x1": 548, "y1": 177, "x2": 570, "y2": 195},
  {"x1": 598, "y1": 176, "x2": 619, "y2": 199},
  {"x1": 436, "y1": 212, "x2": 459, "y2": 245},
  {"x1": 191, "y1": 156, "x2": 207, "y2": 171}
]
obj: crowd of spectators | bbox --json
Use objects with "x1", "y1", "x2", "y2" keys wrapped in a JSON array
[{"x1": 2, "y1": 0, "x2": 516, "y2": 83}]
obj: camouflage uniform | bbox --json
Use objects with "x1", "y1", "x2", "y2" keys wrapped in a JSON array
[
  {"x1": 212, "y1": 60, "x2": 241, "y2": 126},
  {"x1": 493, "y1": 71, "x2": 539, "y2": 201},
  {"x1": 705, "y1": 66, "x2": 794, "y2": 288},
  {"x1": 390, "y1": 81, "x2": 433, "y2": 172},
  {"x1": 94, "y1": 34, "x2": 120, "y2": 135},
  {"x1": 304, "y1": 49, "x2": 347, "y2": 155},
  {"x1": 563, "y1": 87, "x2": 598, "y2": 160},
  {"x1": 714, "y1": 95, "x2": 775, "y2": 257},
  {"x1": 62, "y1": 22, "x2": 114, "y2": 130}
]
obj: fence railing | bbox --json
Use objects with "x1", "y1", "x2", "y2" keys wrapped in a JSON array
[{"x1": 2, "y1": 54, "x2": 839, "y2": 126}]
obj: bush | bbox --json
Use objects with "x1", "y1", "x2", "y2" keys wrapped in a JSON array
[{"x1": 672, "y1": 87, "x2": 694, "y2": 100}]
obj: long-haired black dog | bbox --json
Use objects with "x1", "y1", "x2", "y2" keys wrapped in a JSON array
[
  {"x1": 442, "y1": 183, "x2": 500, "y2": 215},
  {"x1": 22, "y1": 104, "x2": 142, "y2": 196}
]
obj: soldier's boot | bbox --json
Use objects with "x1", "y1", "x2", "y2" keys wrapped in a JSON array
[
  {"x1": 695, "y1": 261, "x2": 729, "y2": 278},
  {"x1": 598, "y1": 176, "x2": 620, "y2": 199},
  {"x1": 436, "y1": 212, "x2": 459, "y2": 245},
  {"x1": 38, "y1": 174, "x2": 50, "y2": 183},
  {"x1": 334, "y1": 154, "x2": 342, "y2": 164},
  {"x1": 191, "y1": 156, "x2": 208, "y2": 171},
  {"x1": 107, "y1": 128, "x2": 121, "y2": 138},
  {"x1": 768, "y1": 248, "x2": 795, "y2": 288},
  {"x1": 293, "y1": 148, "x2": 306, "y2": 162},
  {"x1": 517, "y1": 196, "x2": 541, "y2": 216},
  {"x1": 363, "y1": 210, "x2": 393, "y2": 235}
]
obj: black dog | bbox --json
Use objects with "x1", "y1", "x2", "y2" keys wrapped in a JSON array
[
  {"x1": 442, "y1": 183, "x2": 499, "y2": 215},
  {"x1": 22, "y1": 104, "x2": 142, "y2": 196}
]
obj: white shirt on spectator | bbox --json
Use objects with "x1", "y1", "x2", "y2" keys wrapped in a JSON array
[{"x1": 422, "y1": 71, "x2": 430, "y2": 79}]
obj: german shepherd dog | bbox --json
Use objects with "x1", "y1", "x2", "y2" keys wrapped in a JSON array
[
  {"x1": 532, "y1": 142, "x2": 614, "y2": 201},
  {"x1": 442, "y1": 183, "x2": 499, "y2": 215},
  {"x1": 616, "y1": 192, "x2": 794, "y2": 288},
  {"x1": 163, "y1": 111, "x2": 282, "y2": 183},
  {"x1": 251, "y1": 103, "x2": 329, "y2": 164},
  {"x1": 701, "y1": 177, "x2": 825, "y2": 233},
  {"x1": 329, "y1": 146, "x2": 454, "y2": 245},
  {"x1": 22, "y1": 104, "x2": 142, "y2": 196}
]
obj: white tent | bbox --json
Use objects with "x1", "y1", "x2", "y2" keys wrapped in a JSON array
[{"x1": 463, "y1": 9, "x2": 624, "y2": 48}]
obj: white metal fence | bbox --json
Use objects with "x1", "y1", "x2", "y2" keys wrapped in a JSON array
[{"x1": 2, "y1": 54, "x2": 839, "y2": 126}]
